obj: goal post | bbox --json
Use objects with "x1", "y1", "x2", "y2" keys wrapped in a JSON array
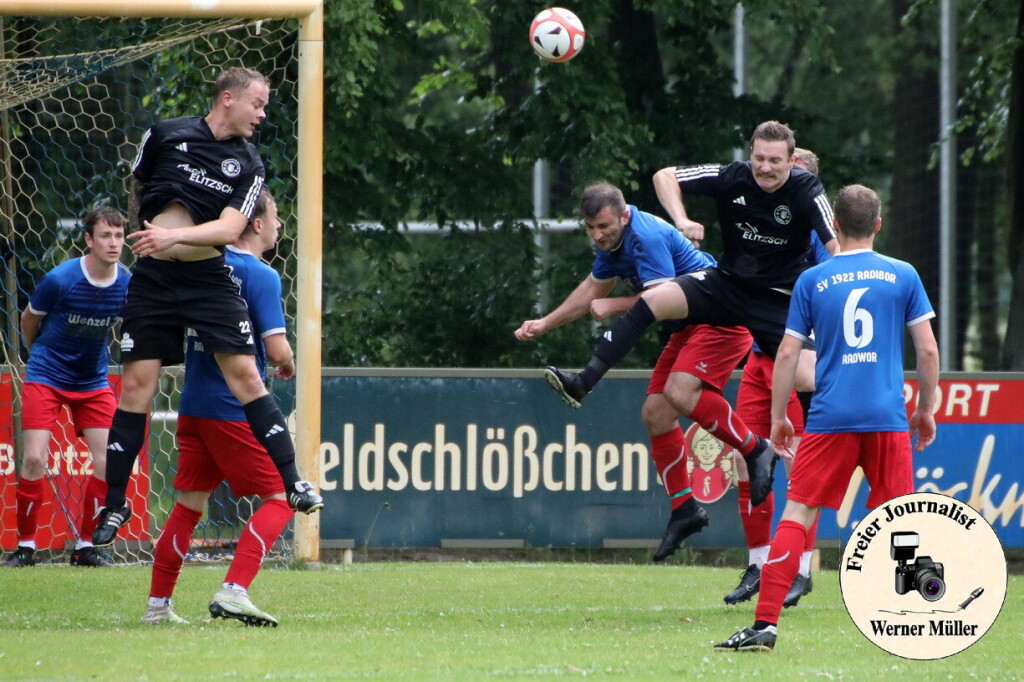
[{"x1": 0, "y1": 0, "x2": 323, "y2": 563}]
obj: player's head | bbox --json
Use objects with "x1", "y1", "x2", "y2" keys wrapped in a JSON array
[
  {"x1": 749, "y1": 121, "x2": 796, "y2": 193},
  {"x1": 244, "y1": 187, "x2": 281, "y2": 254},
  {"x1": 834, "y1": 184, "x2": 881, "y2": 240},
  {"x1": 212, "y1": 67, "x2": 270, "y2": 138},
  {"x1": 82, "y1": 206, "x2": 126, "y2": 265},
  {"x1": 793, "y1": 147, "x2": 819, "y2": 175},
  {"x1": 580, "y1": 182, "x2": 630, "y2": 252}
]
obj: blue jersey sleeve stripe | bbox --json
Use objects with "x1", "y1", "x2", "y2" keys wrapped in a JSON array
[
  {"x1": 785, "y1": 328, "x2": 810, "y2": 343},
  {"x1": 260, "y1": 327, "x2": 287, "y2": 339},
  {"x1": 589, "y1": 273, "x2": 616, "y2": 284},
  {"x1": 907, "y1": 311, "x2": 936, "y2": 327},
  {"x1": 27, "y1": 303, "x2": 47, "y2": 316}
]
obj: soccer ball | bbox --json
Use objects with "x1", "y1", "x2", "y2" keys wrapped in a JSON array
[{"x1": 529, "y1": 8, "x2": 586, "y2": 63}]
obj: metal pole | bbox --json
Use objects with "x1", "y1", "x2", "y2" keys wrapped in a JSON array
[
  {"x1": 939, "y1": 0, "x2": 956, "y2": 370},
  {"x1": 733, "y1": 3, "x2": 746, "y2": 163},
  {"x1": 292, "y1": 2, "x2": 323, "y2": 565},
  {"x1": 533, "y1": 72, "x2": 551, "y2": 315}
]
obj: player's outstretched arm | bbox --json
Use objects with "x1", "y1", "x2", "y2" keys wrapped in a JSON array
[
  {"x1": 265, "y1": 333, "x2": 295, "y2": 380},
  {"x1": 909, "y1": 319, "x2": 939, "y2": 452},
  {"x1": 514, "y1": 276, "x2": 614, "y2": 341}
]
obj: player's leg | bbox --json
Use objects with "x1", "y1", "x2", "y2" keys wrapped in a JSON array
[
  {"x1": 143, "y1": 415, "x2": 219, "y2": 625},
  {"x1": 214, "y1": 352, "x2": 322, "y2": 515},
  {"x1": 641, "y1": 390, "x2": 708, "y2": 562},
  {"x1": 2, "y1": 423, "x2": 52, "y2": 567},
  {"x1": 202, "y1": 417, "x2": 292, "y2": 627},
  {"x1": 66, "y1": 387, "x2": 118, "y2": 566},
  {"x1": 544, "y1": 276, "x2": 692, "y2": 406},
  {"x1": 716, "y1": 432, "x2": 856, "y2": 651},
  {"x1": 94, "y1": 358, "x2": 162, "y2": 546}
]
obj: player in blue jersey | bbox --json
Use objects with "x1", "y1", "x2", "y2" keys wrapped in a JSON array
[
  {"x1": 94, "y1": 67, "x2": 321, "y2": 549},
  {"x1": 142, "y1": 189, "x2": 296, "y2": 626},
  {"x1": 2, "y1": 207, "x2": 130, "y2": 568},
  {"x1": 726, "y1": 148, "x2": 827, "y2": 607},
  {"x1": 715, "y1": 184, "x2": 939, "y2": 652},
  {"x1": 516, "y1": 182, "x2": 753, "y2": 560},
  {"x1": 545, "y1": 122, "x2": 838, "y2": 509}
]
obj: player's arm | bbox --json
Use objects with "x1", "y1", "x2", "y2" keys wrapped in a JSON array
[
  {"x1": 515, "y1": 276, "x2": 616, "y2": 341},
  {"x1": 770, "y1": 333, "x2": 803, "y2": 454},
  {"x1": 652, "y1": 167, "x2": 704, "y2": 246},
  {"x1": 908, "y1": 319, "x2": 939, "y2": 452},
  {"x1": 128, "y1": 206, "x2": 251, "y2": 256},
  {"x1": 264, "y1": 333, "x2": 295, "y2": 380},
  {"x1": 19, "y1": 309, "x2": 44, "y2": 350}
]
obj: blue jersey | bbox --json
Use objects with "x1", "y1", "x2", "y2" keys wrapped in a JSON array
[
  {"x1": 179, "y1": 246, "x2": 287, "y2": 420},
  {"x1": 591, "y1": 206, "x2": 716, "y2": 291},
  {"x1": 25, "y1": 258, "x2": 130, "y2": 391},
  {"x1": 786, "y1": 249, "x2": 935, "y2": 433}
]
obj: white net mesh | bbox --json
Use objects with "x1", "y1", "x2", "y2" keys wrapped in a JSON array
[{"x1": 0, "y1": 15, "x2": 300, "y2": 565}]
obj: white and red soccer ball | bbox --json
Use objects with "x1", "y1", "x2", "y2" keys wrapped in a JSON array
[{"x1": 529, "y1": 8, "x2": 586, "y2": 63}]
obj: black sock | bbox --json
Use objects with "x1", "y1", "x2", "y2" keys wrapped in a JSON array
[
  {"x1": 797, "y1": 391, "x2": 814, "y2": 424},
  {"x1": 243, "y1": 394, "x2": 300, "y2": 489},
  {"x1": 579, "y1": 298, "x2": 657, "y2": 390},
  {"x1": 753, "y1": 620, "x2": 775, "y2": 631},
  {"x1": 104, "y1": 409, "x2": 148, "y2": 508},
  {"x1": 674, "y1": 496, "x2": 698, "y2": 517}
]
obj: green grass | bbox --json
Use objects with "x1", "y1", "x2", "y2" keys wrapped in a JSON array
[{"x1": 0, "y1": 562, "x2": 1019, "y2": 680}]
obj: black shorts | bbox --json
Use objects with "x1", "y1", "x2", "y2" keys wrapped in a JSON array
[
  {"x1": 672, "y1": 267, "x2": 802, "y2": 359},
  {"x1": 120, "y1": 256, "x2": 256, "y2": 365}
]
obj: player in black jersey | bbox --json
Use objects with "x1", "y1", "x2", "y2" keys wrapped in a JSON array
[
  {"x1": 93, "y1": 67, "x2": 323, "y2": 547},
  {"x1": 545, "y1": 121, "x2": 838, "y2": 507}
]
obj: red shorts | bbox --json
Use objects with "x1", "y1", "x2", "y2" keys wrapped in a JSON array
[
  {"x1": 175, "y1": 415, "x2": 285, "y2": 498},
  {"x1": 647, "y1": 324, "x2": 751, "y2": 394},
  {"x1": 21, "y1": 382, "x2": 116, "y2": 436},
  {"x1": 786, "y1": 431, "x2": 914, "y2": 510},
  {"x1": 735, "y1": 350, "x2": 805, "y2": 438}
]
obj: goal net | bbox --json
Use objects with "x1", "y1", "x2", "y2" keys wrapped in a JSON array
[{"x1": 0, "y1": 12, "x2": 306, "y2": 565}]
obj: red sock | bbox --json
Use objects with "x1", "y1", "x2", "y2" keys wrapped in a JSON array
[
  {"x1": 225, "y1": 499, "x2": 293, "y2": 589},
  {"x1": 150, "y1": 503, "x2": 203, "y2": 599},
  {"x1": 16, "y1": 477, "x2": 44, "y2": 542},
  {"x1": 689, "y1": 389, "x2": 756, "y2": 454},
  {"x1": 737, "y1": 481, "x2": 773, "y2": 548},
  {"x1": 78, "y1": 475, "x2": 108, "y2": 540},
  {"x1": 755, "y1": 520, "x2": 806, "y2": 625},
  {"x1": 805, "y1": 512, "x2": 820, "y2": 553},
  {"x1": 649, "y1": 427, "x2": 692, "y2": 509}
]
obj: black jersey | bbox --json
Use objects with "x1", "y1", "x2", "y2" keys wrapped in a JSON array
[
  {"x1": 675, "y1": 162, "x2": 835, "y2": 290},
  {"x1": 131, "y1": 116, "x2": 265, "y2": 226}
]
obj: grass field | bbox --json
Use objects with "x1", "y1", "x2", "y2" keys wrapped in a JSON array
[{"x1": 0, "y1": 561, "x2": 1019, "y2": 680}]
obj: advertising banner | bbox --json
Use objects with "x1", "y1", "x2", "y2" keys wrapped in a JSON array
[
  {"x1": 306, "y1": 370, "x2": 1024, "y2": 550},
  {"x1": 0, "y1": 374, "x2": 150, "y2": 549}
]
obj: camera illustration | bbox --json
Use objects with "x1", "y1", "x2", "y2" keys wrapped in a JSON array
[{"x1": 891, "y1": 531, "x2": 946, "y2": 601}]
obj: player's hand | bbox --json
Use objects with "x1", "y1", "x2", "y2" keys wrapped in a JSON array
[
  {"x1": 514, "y1": 319, "x2": 546, "y2": 341},
  {"x1": 675, "y1": 219, "x2": 705, "y2": 248},
  {"x1": 274, "y1": 359, "x2": 296, "y2": 380},
  {"x1": 770, "y1": 417, "x2": 796, "y2": 458},
  {"x1": 128, "y1": 221, "x2": 179, "y2": 256},
  {"x1": 909, "y1": 410, "x2": 936, "y2": 452}
]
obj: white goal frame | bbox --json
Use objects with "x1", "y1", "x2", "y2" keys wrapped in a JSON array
[{"x1": 0, "y1": 0, "x2": 325, "y2": 563}]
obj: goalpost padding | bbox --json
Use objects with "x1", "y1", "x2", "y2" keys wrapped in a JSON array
[{"x1": 0, "y1": 0, "x2": 323, "y2": 563}]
